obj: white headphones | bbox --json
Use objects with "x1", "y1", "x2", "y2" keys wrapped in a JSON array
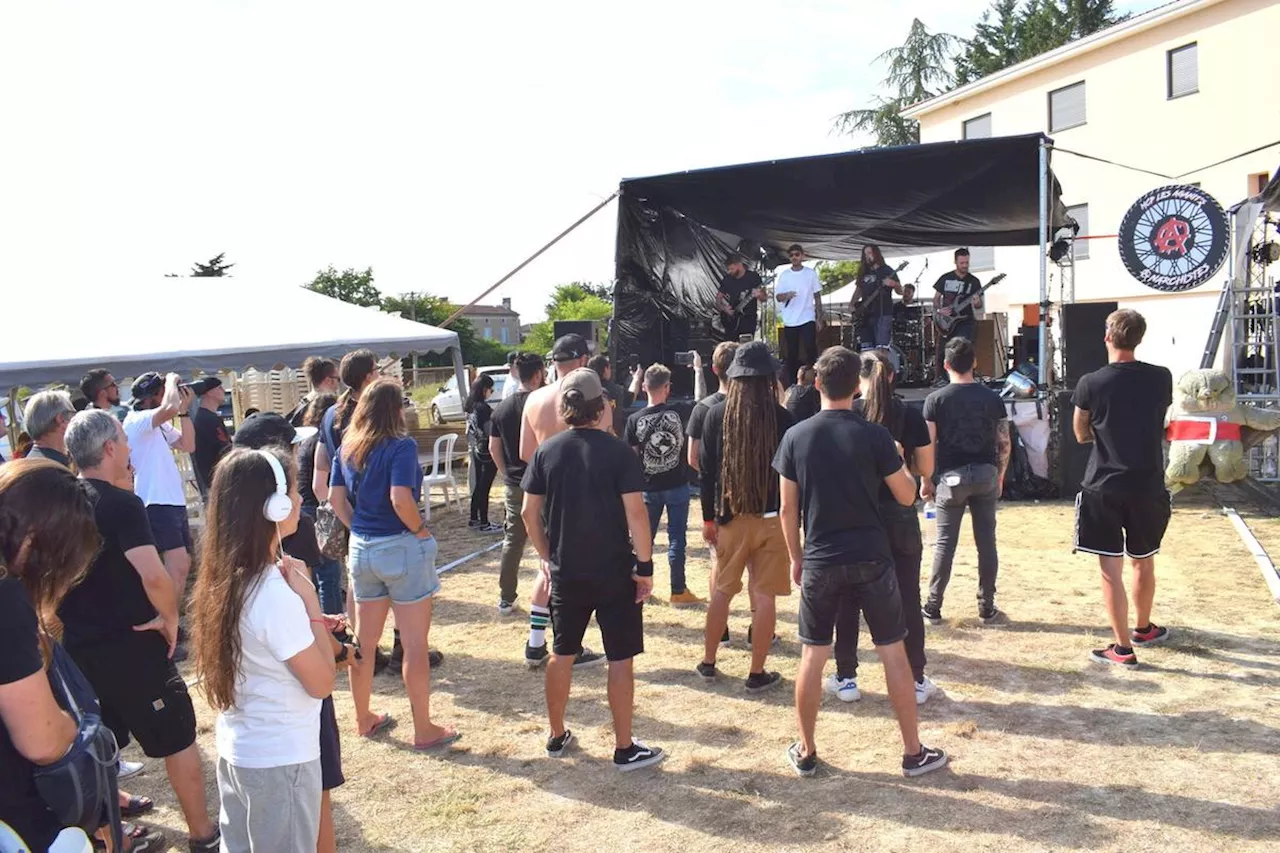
[{"x1": 256, "y1": 450, "x2": 293, "y2": 523}]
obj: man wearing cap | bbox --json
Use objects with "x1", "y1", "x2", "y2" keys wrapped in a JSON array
[
  {"x1": 22, "y1": 390, "x2": 76, "y2": 467},
  {"x1": 521, "y1": 367, "x2": 665, "y2": 771},
  {"x1": 517, "y1": 334, "x2": 606, "y2": 668},
  {"x1": 123, "y1": 372, "x2": 196, "y2": 618},
  {"x1": 189, "y1": 377, "x2": 232, "y2": 498}
]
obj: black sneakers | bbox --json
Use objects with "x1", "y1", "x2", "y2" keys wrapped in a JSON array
[
  {"x1": 902, "y1": 745, "x2": 948, "y2": 777},
  {"x1": 787, "y1": 742, "x2": 817, "y2": 777},
  {"x1": 695, "y1": 661, "x2": 720, "y2": 683},
  {"x1": 746, "y1": 626, "x2": 781, "y2": 648},
  {"x1": 546, "y1": 729, "x2": 575, "y2": 758},
  {"x1": 720, "y1": 627, "x2": 730, "y2": 647},
  {"x1": 524, "y1": 643, "x2": 549, "y2": 669},
  {"x1": 613, "y1": 740, "x2": 666, "y2": 771},
  {"x1": 978, "y1": 606, "x2": 1004, "y2": 625},
  {"x1": 745, "y1": 671, "x2": 782, "y2": 693},
  {"x1": 574, "y1": 648, "x2": 605, "y2": 668},
  {"x1": 921, "y1": 604, "x2": 943, "y2": 625}
]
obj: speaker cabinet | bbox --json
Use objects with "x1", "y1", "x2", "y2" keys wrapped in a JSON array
[
  {"x1": 1056, "y1": 389, "x2": 1090, "y2": 496},
  {"x1": 552, "y1": 321, "x2": 600, "y2": 353},
  {"x1": 973, "y1": 319, "x2": 998, "y2": 377},
  {"x1": 1061, "y1": 302, "x2": 1116, "y2": 388}
]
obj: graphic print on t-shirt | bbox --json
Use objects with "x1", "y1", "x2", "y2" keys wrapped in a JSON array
[
  {"x1": 934, "y1": 272, "x2": 981, "y2": 317},
  {"x1": 634, "y1": 409, "x2": 683, "y2": 477}
]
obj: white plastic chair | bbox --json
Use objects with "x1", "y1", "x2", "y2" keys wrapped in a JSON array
[
  {"x1": 0, "y1": 822, "x2": 93, "y2": 853},
  {"x1": 422, "y1": 433, "x2": 461, "y2": 519}
]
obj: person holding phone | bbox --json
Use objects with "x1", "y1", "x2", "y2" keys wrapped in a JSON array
[{"x1": 191, "y1": 447, "x2": 335, "y2": 853}]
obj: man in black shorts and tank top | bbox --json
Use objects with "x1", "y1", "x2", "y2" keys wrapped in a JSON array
[{"x1": 1072, "y1": 309, "x2": 1173, "y2": 667}]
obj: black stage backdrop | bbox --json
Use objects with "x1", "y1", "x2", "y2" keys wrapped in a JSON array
[{"x1": 612, "y1": 134, "x2": 1069, "y2": 393}]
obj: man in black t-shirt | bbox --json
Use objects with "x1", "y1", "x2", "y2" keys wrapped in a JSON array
[
  {"x1": 1072, "y1": 309, "x2": 1174, "y2": 668},
  {"x1": 715, "y1": 254, "x2": 766, "y2": 341},
  {"x1": 932, "y1": 248, "x2": 984, "y2": 381},
  {"x1": 521, "y1": 368, "x2": 665, "y2": 771},
  {"x1": 62, "y1": 409, "x2": 220, "y2": 850},
  {"x1": 774, "y1": 346, "x2": 946, "y2": 778},
  {"x1": 850, "y1": 245, "x2": 902, "y2": 350},
  {"x1": 922, "y1": 338, "x2": 1011, "y2": 624},
  {"x1": 588, "y1": 354, "x2": 632, "y2": 436},
  {"x1": 625, "y1": 364, "x2": 701, "y2": 606},
  {"x1": 190, "y1": 377, "x2": 232, "y2": 498},
  {"x1": 489, "y1": 353, "x2": 547, "y2": 615}
]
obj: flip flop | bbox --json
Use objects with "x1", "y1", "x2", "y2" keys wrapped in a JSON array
[
  {"x1": 359, "y1": 713, "x2": 394, "y2": 738},
  {"x1": 120, "y1": 794, "x2": 154, "y2": 818},
  {"x1": 413, "y1": 729, "x2": 462, "y2": 751}
]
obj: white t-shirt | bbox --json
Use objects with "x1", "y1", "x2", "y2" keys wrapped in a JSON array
[
  {"x1": 122, "y1": 409, "x2": 187, "y2": 507},
  {"x1": 776, "y1": 266, "x2": 820, "y2": 328},
  {"x1": 503, "y1": 372, "x2": 517, "y2": 399},
  {"x1": 215, "y1": 568, "x2": 321, "y2": 769}
]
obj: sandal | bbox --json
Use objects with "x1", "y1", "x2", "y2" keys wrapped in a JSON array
[
  {"x1": 413, "y1": 728, "x2": 462, "y2": 751},
  {"x1": 359, "y1": 713, "x2": 394, "y2": 738},
  {"x1": 120, "y1": 794, "x2": 154, "y2": 818}
]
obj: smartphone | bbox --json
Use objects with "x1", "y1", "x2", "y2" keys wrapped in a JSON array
[
  {"x1": 674, "y1": 351, "x2": 695, "y2": 366},
  {"x1": 628, "y1": 353, "x2": 641, "y2": 372}
]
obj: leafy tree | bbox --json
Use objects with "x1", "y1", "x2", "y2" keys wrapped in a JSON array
[
  {"x1": 834, "y1": 20, "x2": 959, "y2": 146},
  {"x1": 955, "y1": 0, "x2": 1025, "y2": 85},
  {"x1": 191, "y1": 253, "x2": 234, "y2": 277},
  {"x1": 816, "y1": 260, "x2": 862, "y2": 296},
  {"x1": 956, "y1": 0, "x2": 1127, "y2": 85},
  {"x1": 303, "y1": 265, "x2": 382, "y2": 307},
  {"x1": 382, "y1": 292, "x2": 510, "y2": 368},
  {"x1": 522, "y1": 283, "x2": 614, "y2": 356}
]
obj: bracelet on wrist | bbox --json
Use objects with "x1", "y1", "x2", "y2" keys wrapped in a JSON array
[{"x1": 634, "y1": 559, "x2": 654, "y2": 578}]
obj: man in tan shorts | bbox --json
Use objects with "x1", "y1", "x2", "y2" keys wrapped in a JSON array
[
  {"x1": 518, "y1": 334, "x2": 607, "y2": 668},
  {"x1": 695, "y1": 341, "x2": 795, "y2": 693}
]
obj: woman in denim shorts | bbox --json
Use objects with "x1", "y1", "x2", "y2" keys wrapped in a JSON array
[{"x1": 329, "y1": 379, "x2": 460, "y2": 750}]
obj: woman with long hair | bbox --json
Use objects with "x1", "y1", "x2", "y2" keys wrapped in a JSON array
[
  {"x1": 697, "y1": 341, "x2": 794, "y2": 692},
  {"x1": 329, "y1": 379, "x2": 458, "y2": 750},
  {"x1": 312, "y1": 350, "x2": 378, "y2": 519},
  {"x1": 464, "y1": 374, "x2": 501, "y2": 532},
  {"x1": 0, "y1": 460, "x2": 102, "y2": 852},
  {"x1": 192, "y1": 447, "x2": 335, "y2": 853},
  {"x1": 828, "y1": 349, "x2": 938, "y2": 704}
]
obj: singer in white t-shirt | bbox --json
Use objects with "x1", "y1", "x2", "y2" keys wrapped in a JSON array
[{"x1": 774, "y1": 244, "x2": 824, "y2": 387}]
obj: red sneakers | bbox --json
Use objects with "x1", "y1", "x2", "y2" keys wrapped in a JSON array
[
  {"x1": 1131, "y1": 624, "x2": 1170, "y2": 647},
  {"x1": 1090, "y1": 644, "x2": 1138, "y2": 667}
]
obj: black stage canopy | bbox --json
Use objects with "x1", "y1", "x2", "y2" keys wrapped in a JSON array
[{"x1": 611, "y1": 133, "x2": 1068, "y2": 383}]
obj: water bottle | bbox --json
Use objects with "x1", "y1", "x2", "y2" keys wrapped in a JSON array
[{"x1": 923, "y1": 501, "x2": 937, "y2": 546}]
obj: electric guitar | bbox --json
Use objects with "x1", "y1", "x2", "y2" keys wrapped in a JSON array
[
  {"x1": 935, "y1": 273, "x2": 1006, "y2": 333},
  {"x1": 850, "y1": 261, "x2": 909, "y2": 323},
  {"x1": 716, "y1": 283, "x2": 766, "y2": 336}
]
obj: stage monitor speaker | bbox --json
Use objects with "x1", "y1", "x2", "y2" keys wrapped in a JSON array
[
  {"x1": 552, "y1": 321, "x2": 600, "y2": 353},
  {"x1": 1061, "y1": 302, "x2": 1116, "y2": 388},
  {"x1": 1056, "y1": 389, "x2": 1090, "y2": 496}
]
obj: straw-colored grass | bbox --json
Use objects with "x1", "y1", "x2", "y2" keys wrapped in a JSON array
[{"x1": 124, "y1": 495, "x2": 1280, "y2": 852}]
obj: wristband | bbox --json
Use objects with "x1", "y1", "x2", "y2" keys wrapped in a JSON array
[{"x1": 634, "y1": 559, "x2": 654, "y2": 578}]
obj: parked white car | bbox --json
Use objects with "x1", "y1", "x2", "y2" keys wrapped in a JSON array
[{"x1": 430, "y1": 366, "x2": 509, "y2": 424}]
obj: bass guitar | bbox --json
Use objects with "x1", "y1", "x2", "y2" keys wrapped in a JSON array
[
  {"x1": 935, "y1": 273, "x2": 1005, "y2": 333},
  {"x1": 850, "y1": 261, "x2": 909, "y2": 323}
]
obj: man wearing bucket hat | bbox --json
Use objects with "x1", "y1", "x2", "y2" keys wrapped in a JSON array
[{"x1": 696, "y1": 341, "x2": 794, "y2": 694}]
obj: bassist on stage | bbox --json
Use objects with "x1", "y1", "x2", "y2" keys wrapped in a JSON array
[
  {"x1": 850, "y1": 244, "x2": 903, "y2": 350},
  {"x1": 933, "y1": 248, "x2": 983, "y2": 381},
  {"x1": 716, "y1": 254, "x2": 767, "y2": 341}
]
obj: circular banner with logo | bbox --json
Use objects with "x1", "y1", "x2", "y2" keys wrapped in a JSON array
[{"x1": 1118, "y1": 184, "x2": 1228, "y2": 292}]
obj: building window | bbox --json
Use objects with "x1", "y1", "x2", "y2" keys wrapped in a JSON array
[
  {"x1": 1249, "y1": 172, "x2": 1271, "y2": 196},
  {"x1": 963, "y1": 113, "x2": 992, "y2": 140},
  {"x1": 969, "y1": 246, "x2": 994, "y2": 271},
  {"x1": 483, "y1": 327, "x2": 492, "y2": 339},
  {"x1": 1167, "y1": 43, "x2": 1198, "y2": 99},
  {"x1": 500, "y1": 326, "x2": 509, "y2": 344},
  {"x1": 1048, "y1": 81, "x2": 1086, "y2": 132},
  {"x1": 1067, "y1": 203, "x2": 1089, "y2": 260}
]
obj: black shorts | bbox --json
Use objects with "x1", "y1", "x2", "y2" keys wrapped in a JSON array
[
  {"x1": 798, "y1": 561, "x2": 906, "y2": 647},
  {"x1": 68, "y1": 631, "x2": 196, "y2": 759},
  {"x1": 1074, "y1": 488, "x2": 1171, "y2": 559},
  {"x1": 550, "y1": 575, "x2": 643, "y2": 662},
  {"x1": 146, "y1": 504, "x2": 192, "y2": 553},
  {"x1": 319, "y1": 696, "x2": 345, "y2": 791}
]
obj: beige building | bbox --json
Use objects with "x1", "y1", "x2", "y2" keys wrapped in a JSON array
[
  {"x1": 902, "y1": 0, "x2": 1278, "y2": 377},
  {"x1": 458, "y1": 297, "x2": 521, "y2": 345}
]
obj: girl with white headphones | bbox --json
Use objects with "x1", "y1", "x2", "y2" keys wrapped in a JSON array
[{"x1": 190, "y1": 448, "x2": 337, "y2": 853}]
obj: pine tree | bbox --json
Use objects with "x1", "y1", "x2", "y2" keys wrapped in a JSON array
[
  {"x1": 955, "y1": 0, "x2": 1128, "y2": 87},
  {"x1": 190, "y1": 253, "x2": 235, "y2": 277},
  {"x1": 956, "y1": 0, "x2": 1024, "y2": 85}
]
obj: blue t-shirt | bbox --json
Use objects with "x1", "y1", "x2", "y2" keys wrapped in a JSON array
[{"x1": 330, "y1": 436, "x2": 423, "y2": 537}]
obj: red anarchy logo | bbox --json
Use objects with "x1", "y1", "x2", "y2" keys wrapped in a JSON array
[{"x1": 1152, "y1": 217, "x2": 1192, "y2": 257}]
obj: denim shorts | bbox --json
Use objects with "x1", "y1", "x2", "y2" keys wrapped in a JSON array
[{"x1": 347, "y1": 531, "x2": 440, "y2": 604}]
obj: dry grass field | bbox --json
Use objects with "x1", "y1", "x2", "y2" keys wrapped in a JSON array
[{"x1": 124, "y1": 493, "x2": 1280, "y2": 852}]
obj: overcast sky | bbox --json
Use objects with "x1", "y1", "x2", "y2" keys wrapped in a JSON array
[{"x1": 0, "y1": 0, "x2": 1158, "y2": 323}]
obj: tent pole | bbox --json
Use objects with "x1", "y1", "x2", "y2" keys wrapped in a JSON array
[
  {"x1": 450, "y1": 345, "x2": 468, "y2": 411},
  {"x1": 441, "y1": 191, "x2": 620, "y2": 329},
  {"x1": 1037, "y1": 138, "x2": 1049, "y2": 389}
]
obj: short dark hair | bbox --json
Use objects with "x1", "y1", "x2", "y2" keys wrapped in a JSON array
[
  {"x1": 954, "y1": 248, "x2": 970, "y2": 259},
  {"x1": 515, "y1": 352, "x2": 544, "y2": 384},
  {"x1": 587, "y1": 355, "x2": 610, "y2": 376},
  {"x1": 726, "y1": 253, "x2": 746, "y2": 267},
  {"x1": 303, "y1": 357, "x2": 337, "y2": 390},
  {"x1": 944, "y1": 337, "x2": 976, "y2": 374},
  {"x1": 1106, "y1": 309, "x2": 1146, "y2": 350},
  {"x1": 815, "y1": 346, "x2": 860, "y2": 400},
  {"x1": 787, "y1": 244, "x2": 804, "y2": 255},
  {"x1": 506, "y1": 351, "x2": 519, "y2": 366},
  {"x1": 81, "y1": 368, "x2": 112, "y2": 402},
  {"x1": 560, "y1": 391, "x2": 606, "y2": 428}
]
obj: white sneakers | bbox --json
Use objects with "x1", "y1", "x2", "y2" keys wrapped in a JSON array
[
  {"x1": 823, "y1": 674, "x2": 862, "y2": 703},
  {"x1": 915, "y1": 677, "x2": 939, "y2": 705}
]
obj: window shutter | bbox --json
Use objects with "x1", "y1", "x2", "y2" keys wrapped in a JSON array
[
  {"x1": 1049, "y1": 82, "x2": 1086, "y2": 131},
  {"x1": 1066, "y1": 204, "x2": 1090, "y2": 259},
  {"x1": 1169, "y1": 44, "x2": 1198, "y2": 98},
  {"x1": 963, "y1": 113, "x2": 992, "y2": 140}
]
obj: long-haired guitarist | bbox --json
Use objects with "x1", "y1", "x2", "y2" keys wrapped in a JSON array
[
  {"x1": 933, "y1": 248, "x2": 983, "y2": 381},
  {"x1": 850, "y1": 244, "x2": 903, "y2": 350},
  {"x1": 715, "y1": 253, "x2": 766, "y2": 341}
]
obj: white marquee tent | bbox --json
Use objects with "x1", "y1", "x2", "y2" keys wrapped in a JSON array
[{"x1": 0, "y1": 278, "x2": 467, "y2": 394}]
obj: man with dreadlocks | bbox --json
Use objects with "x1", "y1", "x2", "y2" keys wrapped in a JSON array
[{"x1": 696, "y1": 341, "x2": 794, "y2": 693}]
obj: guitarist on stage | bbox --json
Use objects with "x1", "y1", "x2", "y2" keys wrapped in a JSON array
[
  {"x1": 933, "y1": 248, "x2": 983, "y2": 381},
  {"x1": 850, "y1": 244, "x2": 903, "y2": 350},
  {"x1": 715, "y1": 254, "x2": 767, "y2": 341}
]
